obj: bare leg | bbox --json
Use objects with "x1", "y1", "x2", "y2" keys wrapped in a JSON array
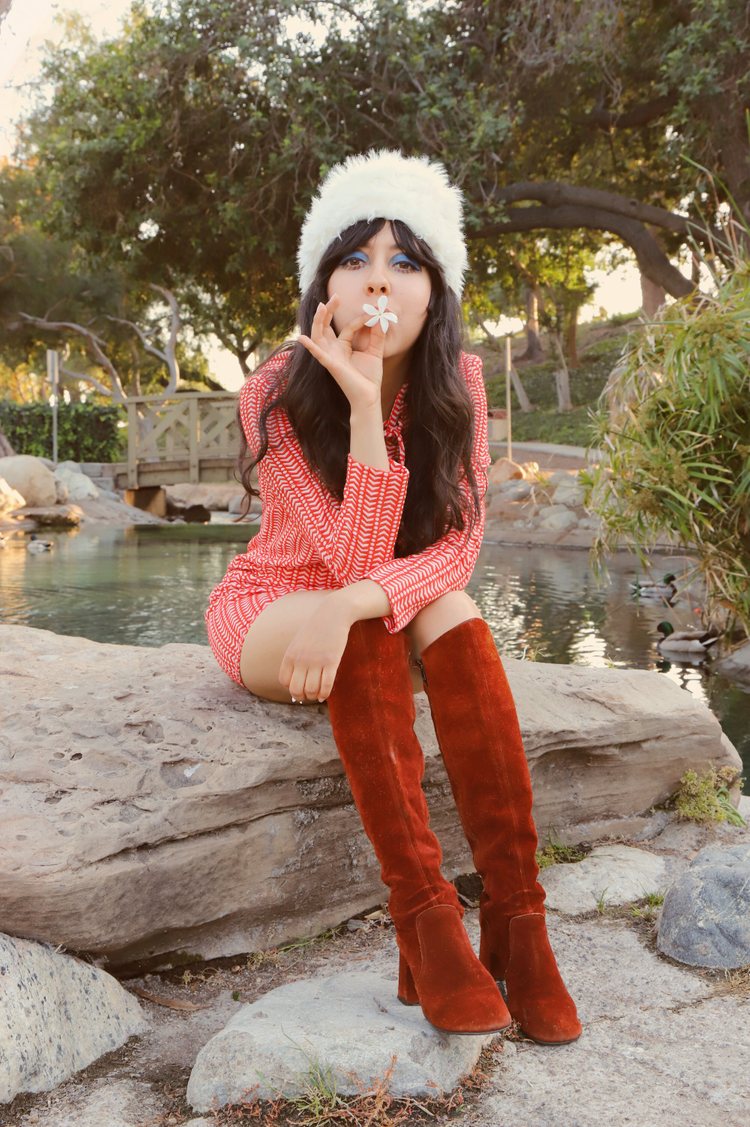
[{"x1": 239, "y1": 590, "x2": 424, "y2": 703}]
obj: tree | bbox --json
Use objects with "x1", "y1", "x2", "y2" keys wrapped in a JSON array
[{"x1": 4, "y1": 0, "x2": 748, "y2": 386}]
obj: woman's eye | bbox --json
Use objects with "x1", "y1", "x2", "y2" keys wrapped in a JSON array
[
  {"x1": 393, "y1": 256, "x2": 420, "y2": 271},
  {"x1": 340, "y1": 253, "x2": 367, "y2": 267}
]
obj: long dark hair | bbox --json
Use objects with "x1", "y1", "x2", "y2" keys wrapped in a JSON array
[{"x1": 236, "y1": 217, "x2": 483, "y2": 557}]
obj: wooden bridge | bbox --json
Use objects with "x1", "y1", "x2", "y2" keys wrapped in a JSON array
[{"x1": 82, "y1": 391, "x2": 246, "y2": 493}]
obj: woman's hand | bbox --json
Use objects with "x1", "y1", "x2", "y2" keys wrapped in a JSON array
[
  {"x1": 297, "y1": 293, "x2": 386, "y2": 414},
  {"x1": 278, "y1": 596, "x2": 354, "y2": 703}
]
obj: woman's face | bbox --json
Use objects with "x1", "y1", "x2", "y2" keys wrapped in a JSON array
[{"x1": 326, "y1": 221, "x2": 432, "y2": 360}]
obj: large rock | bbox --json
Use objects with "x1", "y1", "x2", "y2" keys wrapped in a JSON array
[
  {"x1": 0, "y1": 455, "x2": 57, "y2": 506},
  {"x1": 167, "y1": 482, "x2": 249, "y2": 511},
  {"x1": 0, "y1": 932, "x2": 147, "y2": 1104},
  {"x1": 186, "y1": 970, "x2": 496, "y2": 1111},
  {"x1": 0, "y1": 476, "x2": 25, "y2": 516},
  {"x1": 714, "y1": 638, "x2": 750, "y2": 685},
  {"x1": 54, "y1": 461, "x2": 101, "y2": 501},
  {"x1": 0, "y1": 623, "x2": 741, "y2": 973},
  {"x1": 656, "y1": 843, "x2": 750, "y2": 968}
]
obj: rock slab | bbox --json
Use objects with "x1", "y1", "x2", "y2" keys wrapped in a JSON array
[
  {"x1": 186, "y1": 969, "x2": 497, "y2": 1112},
  {"x1": 0, "y1": 932, "x2": 147, "y2": 1105},
  {"x1": 542, "y1": 844, "x2": 668, "y2": 914},
  {"x1": 0, "y1": 623, "x2": 742, "y2": 972}
]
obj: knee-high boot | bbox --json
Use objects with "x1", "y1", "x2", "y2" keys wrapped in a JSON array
[
  {"x1": 417, "y1": 616, "x2": 582, "y2": 1045},
  {"x1": 326, "y1": 617, "x2": 511, "y2": 1036}
]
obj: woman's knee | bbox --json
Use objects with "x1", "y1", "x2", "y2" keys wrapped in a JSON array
[
  {"x1": 240, "y1": 592, "x2": 425, "y2": 703},
  {"x1": 239, "y1": 590, "x2": 332, "y2": 704},
  {"x1": 406, "y1": 591, "x2": 482, "y2": 659}
]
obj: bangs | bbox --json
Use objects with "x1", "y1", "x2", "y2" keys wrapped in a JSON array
[{"x1": 319, "y1": 217, "x2": 443, "y2": 279}]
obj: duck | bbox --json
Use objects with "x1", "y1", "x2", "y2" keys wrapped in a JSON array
[
  {"x1": 656, "y1": 620, "x2": 722, "y2": 655},
  {"x1": 630, "y1": 572, "x2": 678, "y2": 601},
  {"x1": 27, "y1": 533, "x2": 54, "y2": 553}
]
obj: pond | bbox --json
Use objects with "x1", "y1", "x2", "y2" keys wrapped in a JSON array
[{"x1": 1, "y1": 519, "x2": 747, "y2": 792}]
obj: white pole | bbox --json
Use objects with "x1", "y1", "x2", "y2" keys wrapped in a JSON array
[
  {"x1": 505, "y1": 335, "x2": 512, "y2": 464},
  {"x1": 46, "y1": 349, "x2": 59, "y2": 465}
]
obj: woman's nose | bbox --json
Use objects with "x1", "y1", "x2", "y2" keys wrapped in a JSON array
[{"x1": 365, "y1": 266, "x2": 390, "y2": 296}]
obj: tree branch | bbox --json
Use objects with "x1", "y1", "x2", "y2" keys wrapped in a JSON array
[
  {"x1": 583, "y1": 92, "x2": 679, "y2": 130},
  {"x1": 483, "y1": 180, "x2": 693, "y2": 233},
  {"x1": 475, "y1": 202, "x2": 694, "y2": 297},
  {"x1": 12, "y1": 314, "x2": 128, "y2": 400}
]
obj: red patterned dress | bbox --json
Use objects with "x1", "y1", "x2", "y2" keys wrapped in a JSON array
[{"x1": 204, "y1": 349, "x2": 491, "y2": 687}]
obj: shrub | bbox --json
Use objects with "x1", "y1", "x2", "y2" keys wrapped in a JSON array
[{"x1": 0, "y1": 400, "x2": 124, "y2": 462}]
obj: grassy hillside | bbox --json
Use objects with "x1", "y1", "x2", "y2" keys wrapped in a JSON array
[{"x1": 473, "y1": 313, "x2": 643, "y2": 447}]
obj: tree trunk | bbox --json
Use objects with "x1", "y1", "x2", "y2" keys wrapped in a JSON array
[
  {"x1": 640, "y1": 228, "x2": 668, "y2": 316},
  {"x1": 640, "y1": 271, "x2": 667, "y2": 317},
  {"x1": 510, "y1": 362, "x2": 534, "y2": 413},
  {"x1": 564, "y1": 306, "x2": 579, "y2": 367},
  {"x1": 550, "y1": 330, "x2": 573, "y2": 412},
  {"x1": 517, "y1": 285, "x2": 545, "y2": 362},
  {"x1": 0, "y1": 427, "x2": 16, "y2": 457}
]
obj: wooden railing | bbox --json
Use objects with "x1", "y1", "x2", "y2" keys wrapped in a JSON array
[{"x1": 84, "y1": 391, "x2": 245, "y2": 490}]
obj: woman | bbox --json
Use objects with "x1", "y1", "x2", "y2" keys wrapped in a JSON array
[{"x1": 205, "y1": 149, "x2": 582, "y2": 1044}]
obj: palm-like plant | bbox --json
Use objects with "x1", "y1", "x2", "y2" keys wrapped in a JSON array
[{"x1": 581, "y1": 182, "x2": 750, "y2": 637}]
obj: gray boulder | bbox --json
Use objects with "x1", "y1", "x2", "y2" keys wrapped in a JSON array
[
  {"x1": 186, "y1": 969, "x2": 496, "y2": 1111},
  {"x1": 54, "y1": 463, "x2": 100, "y2": 501},
  {"x1": 656, "y1": 843, "x2": 750, "y2": 968},
  {"x1": 0, "y1": 932, "x2": 147, "y2": 1104}
]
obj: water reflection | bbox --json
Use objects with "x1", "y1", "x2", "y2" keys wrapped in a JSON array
[{"x1": 1, "y1": 524, "x2": 747, "y2": 782}]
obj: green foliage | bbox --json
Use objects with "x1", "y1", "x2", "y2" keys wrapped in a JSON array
[
  {"x1": 536, "y1": 837, "x2": 587, "y2": 868},
  {"x1": 3, "y1": 0, "x2": 749, "y2": 395},
  {"x1": 583, "y1": 260, "x2": 750, "y2": 632},
  {"x1": 672, "y1": 767, "x2": 746, "y2": 826},
  {"x1": 483, "y1": 329, "x2": 632, "y2": 445},
  {"x1": 0, "y1": 400, "x2": 124, "y2": 461}
]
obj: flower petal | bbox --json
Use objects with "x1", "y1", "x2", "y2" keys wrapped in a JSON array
[
  {"x1": 377, "y1": 295, "x2": 389, "y2": 311},
  {"x1": 364, "y1": 315, "x2": 380, "y2": 327},
  {"x1": 362, "y1": 303, "x2": 378, "y2": 316},
  {"x1": 383, "y1": 311, "x2": 398, "y2": 323}
]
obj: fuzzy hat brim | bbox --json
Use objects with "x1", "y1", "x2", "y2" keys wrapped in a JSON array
[{"x1": 296, "y1": 148, "x2": 468, "y2": 297}]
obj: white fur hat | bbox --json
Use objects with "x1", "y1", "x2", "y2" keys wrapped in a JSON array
[{"x1": 296, "y1": 148, "x2": 468, "y2": 297}]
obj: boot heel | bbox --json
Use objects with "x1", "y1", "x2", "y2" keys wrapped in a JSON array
[{"x1": 397, "y1": 952, "x2": 420, "y2": 1005}]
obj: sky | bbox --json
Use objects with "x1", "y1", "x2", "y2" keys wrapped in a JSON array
[{"x1": 0, "y1": 0, "x2": 649, "y2": 391}]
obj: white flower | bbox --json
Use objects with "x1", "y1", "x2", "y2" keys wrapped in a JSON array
[{"x1": 363, "y1": 295, "x2": 399, "y2": 334}]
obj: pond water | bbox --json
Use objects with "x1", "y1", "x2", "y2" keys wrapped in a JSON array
[{"x1": 1, "y1": 520, "x2": 748, "y2": 791}]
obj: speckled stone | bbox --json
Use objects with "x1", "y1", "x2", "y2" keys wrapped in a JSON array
[
  {"x1": 0, "y1": 932, "x2": 148, "y2": 1104},
  {"x1": 186, "y1": 969, "x2": 498, "y2": 1112},
  {"x1": 657, "y1": 842, "x2": 750, "y2": 968}
]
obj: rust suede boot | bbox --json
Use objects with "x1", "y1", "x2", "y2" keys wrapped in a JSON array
[
  {"x1": 417, "y1": 617, "x2": 582, "y2": 1045},
  {"x1": 326, "y1": 617, "x2": 511, "y2": 1036}
]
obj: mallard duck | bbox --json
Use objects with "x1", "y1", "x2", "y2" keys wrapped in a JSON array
[
  {"x1": 27, "y1": 533, "x2": 54, "y2": 553},
  {"x1": 656, "y1": 620, "x2": 722, "y2": 654},
  {"x1": 630, "y1": 572, "x2": 678, "y2": 601}
]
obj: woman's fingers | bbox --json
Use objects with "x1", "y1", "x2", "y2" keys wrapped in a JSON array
[
  {"x1": 363, "y1": 317, "x2": 387, "y2": 359},
  {"x1": 297, "y1": 333, "x2": 325, "y2": 361},
  {"x1": 337, "y1": 311, "x2": 371, "y2": 347}
]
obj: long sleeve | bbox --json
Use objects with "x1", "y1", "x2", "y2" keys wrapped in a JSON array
[
  {"x1": 366, "y1": 354, "x2": 492, "y2": 633},
  {"x1": 239, "y1": 365, "x2": 410, "y2": 586}
]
